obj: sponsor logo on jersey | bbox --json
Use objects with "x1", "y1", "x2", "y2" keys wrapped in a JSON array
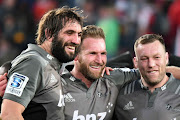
[
  {"x1": 123, "y1": 101, "x2": 134, "y2": 110},
  {"x1": 5, "y1": 73, "x2": 29, "y2": 97},
  {"x1": 47, "y1": 54, "x2": 53, "y2": 60},
  {"x1": 161, "y1": 84, "x2": 167, "y2": 91},
  {"x1": 64, "y1": 93, "x2": 76, "y2": 102},
  {"x1": 72, "y1": 110, "x2": 107, "y2": 120},
  {"x1": 69, "y1": 76, "x2": 76, "y2": 81}
]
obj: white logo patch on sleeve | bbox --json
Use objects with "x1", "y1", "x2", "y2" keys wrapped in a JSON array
[{"x1": 5, "y1": 73, "x2": 29, "y2": 97}]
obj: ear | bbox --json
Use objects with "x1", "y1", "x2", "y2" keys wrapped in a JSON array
[
  {"x1": 165, "y1": 52, "x2": 169, "y2": 65},
  {"x1": 133, "y1": 57, "x2": 138, "y2": 68},
  {"x1": 45, "y1": 29, "x2": 53, "y2": 42}
]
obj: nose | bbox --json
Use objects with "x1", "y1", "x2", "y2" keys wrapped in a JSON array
[
  {"x1": 148, "y1": 58, "x2": 155, "y2": 67},
  {"x1": 95, "y1": 54, "x2": 103, "y2": 64},
  {"x1": 72, "y1": 34, "x2": 81, "y2": 45}
]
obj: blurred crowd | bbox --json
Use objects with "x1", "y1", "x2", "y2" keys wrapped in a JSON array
[{"x1": 0, "y1": 0, "x2": 180, "y2": 66}]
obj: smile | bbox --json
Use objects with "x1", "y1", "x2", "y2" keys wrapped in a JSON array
[
  {"x1": 90, "y1": 66, "x2": 100, "y2": 69},
  {"x1": 147, "y1": 70, "x2": 158, "y2": 74},
  {"x1": 67, "y1": 46, "x2": 75, "y2": 50}
]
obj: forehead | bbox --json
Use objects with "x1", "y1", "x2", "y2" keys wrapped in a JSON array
[
  {"x1": 82, "y1": 37, "x2": 106, "y2": 52},
  {"x1": 61, "y1": 20, "x2": 82, "y2": 32},
  {"x1": 136, "y1": 41, "x2": 165, "y2": 56}
]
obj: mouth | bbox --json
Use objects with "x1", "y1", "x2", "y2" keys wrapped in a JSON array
[
  {"x1": 90, "y1": 64, "x2": 105, "y2": 72},
  {"x1": 67, "y1": 45, "x2": 75, "y2": 50},
  {"x1": 147, "y1": 70, "x2": 158, "y2": 75},
  {"x1": 90, "y1": 65, "x2": 101, "y2": 69},
  {"x1": 65, "y1": 45, "x2": 75, "y2": 53}
]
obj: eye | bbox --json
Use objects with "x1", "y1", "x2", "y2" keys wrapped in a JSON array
[
  {"x1": 155, "y1": 56, "x2": 161, "y2": 59},
  {"x1": 141, "y1": 57, "x2": 148, "y2": 61},
  {"x1": 66, "y1": 30, "x2": 74, "y2": 35},
  {"x1": 67, "y1": 31, "x2": 73, "y2": 34},
  {"x1": 101, "y1": 52, "x2": 107, "y2": 55},
  {"x1": 90, "y1": 52, "x2": 96, "y2": 55}
]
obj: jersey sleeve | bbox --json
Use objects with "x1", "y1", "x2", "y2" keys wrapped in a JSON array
[
  {"x1": 103, "y1": 68, "x2": 140, "y2": 86},
  {"x1": 3, "y1": 56, "x2": 43, "y2": 108}
]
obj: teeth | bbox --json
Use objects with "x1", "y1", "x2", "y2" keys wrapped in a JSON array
[
  {"x1": 149, "y1": 71, "x2": 156, "y2": 73},
  {"x1": 67, "y1": 46, "x2": 75, "y2": 50},
  {"x1": 91, "y1": 66, "x2": 100, "y2": 69}
]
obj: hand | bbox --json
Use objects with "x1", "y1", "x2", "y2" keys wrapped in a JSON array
[
  {"x1": 101, "y1": 67, "x2": 113, "y2": 77},
  {"x1": 0, "y1": 73, "x2": 8, "y2": 97}
]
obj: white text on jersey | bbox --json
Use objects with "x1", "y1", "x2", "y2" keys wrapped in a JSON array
[{"x1": 73, "y1": 110, "x2": 107, "y2": 120}]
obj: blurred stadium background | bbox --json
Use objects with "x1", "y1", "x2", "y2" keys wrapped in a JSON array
[{"x1": 0, "y1": 0, "x2": 179, "y2": 66}]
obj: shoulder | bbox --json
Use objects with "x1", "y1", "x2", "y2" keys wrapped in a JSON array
[
  {"x1": 61, "y1": 71, "x2": 74, "y2": 86},
  {"x1": 119, "y1": 79, "x2": 141, "y2": 95},
  {"x1": 103, "y1": 68, "x2": 140, "y2": 86},
  {"x1": 104, "y1": 68, "x2": 138, "y2": 78},
  {"x1": 168, "y1": 75, "x2": 180, "y2": 94},
  {"x1": 12, "y1": 51, "x2": 47, "y2": 69}
]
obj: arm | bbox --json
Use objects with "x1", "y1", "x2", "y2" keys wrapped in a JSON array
[
  {"x1": 166, "y1": 66, "x2": 180, "y2": 79},
  {"x1": 0, "y1": 73, "x2": 8, "y2": 97},
  {"x1": 1, "y1": 99, "x2": 25, "y2": 120},
  {"x1": 1, "y1": 57, "x2": 43, "y2": 119},
  {"x1": 0, "y1": 61, "x2": 12, "y2": 97},
  {"x1": 103, "y1": 68, "x2": 140, "y2": 86}
]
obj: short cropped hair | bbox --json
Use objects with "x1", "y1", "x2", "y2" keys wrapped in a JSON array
[
  {"x1": 134, "y1": 34, "x2": 166, "y2": 53},
  {"x1": 36, "y1": 6, "x2": 84, "y2": 45},
  {"x1": 76, "y1": 25, "x2": 105, "y2": 54}
]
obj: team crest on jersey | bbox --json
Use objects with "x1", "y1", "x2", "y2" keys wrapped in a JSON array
[{"x1": 5, "y1": 73, "x2": 29, "y2": 97}]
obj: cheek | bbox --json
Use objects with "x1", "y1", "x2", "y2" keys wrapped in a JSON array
[
  {"x1": 157, "y1": 59, "x2": 166, "y2": 66},
  {"x1": 138, "y1": 61, "x2": 146, "y2": 69},
  {"x1": 61, "y1": 35, "x2": 69, "y2": 42},
  {"x1": 102, "y1": 56, "x2": 107, "y2": 63},
  {"x1": 79, "y1": 56, "x2": 90, "y2": 63},
  {"x1": 159, "y1": 61, "x2": 167, "y2": 69}
]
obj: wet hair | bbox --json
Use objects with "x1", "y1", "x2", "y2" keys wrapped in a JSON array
[
  {"x1": 75, "y1": 25, "x2": 105, "y2": 54},
  {"x1": 134, "y1": 34, "x2": 166, "y2": 53},
  {"x1": 36, "y1": 6, "x2": 84, "y2": 45}
]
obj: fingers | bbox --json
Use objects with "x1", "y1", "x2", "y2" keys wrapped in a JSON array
[
  {"x1": 105, "y1": 67, "x2": 114, "y2": 76},
  {"x1": 0, "y1": 73, "x2": 8, "y2": 97},
  {"x1": 101, "y1": 67, "x2": 114, "y2": 77},
  {"x1": 0, "y1": 73, "x2": 7, "y2": 80},
  {"x1": 105, "y1": 68, "x2": 110, "y2": 76},
  {"x1": 101, "y1": 68, "x2": 106, "y2": 77},
  {"x1": 3, "y1": 73, "x2": 7, "y2": 76}
]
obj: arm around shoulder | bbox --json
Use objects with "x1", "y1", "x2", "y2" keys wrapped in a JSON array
[
  {"x1": 166, "y1": 66, "x2": 180, "y2": 79},
  {"x1": 1, "y1": 99, "x2": 25, "y2": 120}
]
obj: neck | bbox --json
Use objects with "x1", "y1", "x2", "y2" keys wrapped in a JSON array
[
  {"x1": 71, "y1": 67, "x2": 93, "y2": 88},
  {"x1": 39, "y1": 41, "x2": 52, "y2": 55},
  {"x1": 142, "y1": 75, "x2": 169, "y2": 93}
]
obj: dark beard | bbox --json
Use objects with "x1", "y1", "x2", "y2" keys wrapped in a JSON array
[{"x1": 51, "y1": 36, "x2": 76, "y2": 63}]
